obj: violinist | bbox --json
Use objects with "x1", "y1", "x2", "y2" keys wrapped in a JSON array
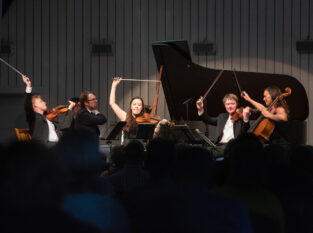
[
  {"x1": 241, "y1": 86, "x2": 290, "y2": 147},
  {"x1": 109, "y1": 77, "x2": 168, "y2": 142},
  {"x1": 196, "y1": 93, "x2": 251, "y2": 158},
  {"x1": 74, "y1": 91, "x2": 107, "y2": 137},
  {"x1": 23, "y1": 75, "x2": 76, "y2": 145},
  {"x1": 51, "y1": 97, "x2": 81, "y2": 130}
]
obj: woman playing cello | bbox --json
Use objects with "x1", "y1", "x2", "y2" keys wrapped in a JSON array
[{"x1": 241, "y1": 86, "x2": 290, "y2": 148}]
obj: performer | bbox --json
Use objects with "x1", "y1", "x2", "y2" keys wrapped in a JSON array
[
  {"x1": 241, "y1": 86, "x2": 290, "y2": 147},
  {"x1": 75, "y1": 91, "x2": 107, "y2": 137},
  {"x1": 109, "y1": 77, "x2": 167, "y2": 142},
  {"x1": 196, "y1": 93, "x2": 251, "y2": 157},
  {"x1": 22, "y1": 75, "x2": 76, "y2": 145}
]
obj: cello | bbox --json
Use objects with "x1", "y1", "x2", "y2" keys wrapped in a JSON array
[{"x1": 248, "y1": 87, "x2": 292, "y2": 143}]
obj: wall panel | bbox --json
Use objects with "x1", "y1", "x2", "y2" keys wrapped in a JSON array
[
  {"x1": 1, "y1": 0, "x2": 312, "y2": 145},
  {"x1": 124, "y1": 0, "x2": 133, "y2": 112},
  {"x1": 66, "y1": 0, "x2": 75, "y2": 101},
  {"x1": 106, "y1": 0, "x2": 116, "y2": 122},
  {"x1": 240, "y1": 0, "x2": 249, "y2": 71},
  {"x1": 49, "y1": 0, "x2": 58, "y2": 107},
  {"x1": 0, "y1": 0, "x2": 9, "y2": 88},
  {"x1": 15, "y1": 0, "x2": 25, "y2": 87}
]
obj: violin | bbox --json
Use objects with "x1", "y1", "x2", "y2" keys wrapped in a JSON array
[
  {"x1": 135, "y1": 113, "x2": 161, "y2": 124},
  {"x1": 231, "y1": 107, "x2": 258, "y2": 121},
  {"x1": 135, "y1": 113, "x2": 175, "y2": 127},
  {"x1": 46, "y1": 105, "x2": 69, "y2": 121},
  {"x1": 46, "y1": 98, "x2": 80, "y2": 120}
]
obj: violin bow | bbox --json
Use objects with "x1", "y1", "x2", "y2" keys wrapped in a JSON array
[
  {"x1": 202, "y1": 70, "x2": 224, "y2": 100},
  {"x1": 118, "y1": 78, "x2": 160, "y2": 83},
  {"x1": 232, "y1": 69, "x2": 243, "y2": 95},
  {"x1": 0, "y1": 58, "x2": 25, "y2": 77}
]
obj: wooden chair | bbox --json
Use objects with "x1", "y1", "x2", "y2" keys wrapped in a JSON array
[{"x1": 14, "y1": 128, "x2": 32, "y2": 141}]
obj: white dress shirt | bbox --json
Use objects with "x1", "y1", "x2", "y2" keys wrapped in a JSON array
[
  {"x1": 219, "y1": 115, "x2": 235, "y2": 144},
  {"x1": 47, "y1": 119, "x2": 59, "y2": 142}
]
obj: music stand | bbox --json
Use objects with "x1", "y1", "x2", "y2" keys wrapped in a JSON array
[
  {"x1": 105, "y1": 121, "x2": 126, "y2": 141},
  {"x1": 129, "y1": 123, "x2": 156, "y2": 140},
  {"x1": 172, "y1": 125, "x2": 203, "y2": 144}
]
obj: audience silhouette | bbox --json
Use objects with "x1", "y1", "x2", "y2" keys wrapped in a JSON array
[{"x1": 1, "y1": 130, "x2": 312, "y2": 233}]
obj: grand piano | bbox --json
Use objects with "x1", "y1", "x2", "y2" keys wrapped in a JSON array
[{"x1": 152, "y1": 40, "x2": 309, "y2": 145}]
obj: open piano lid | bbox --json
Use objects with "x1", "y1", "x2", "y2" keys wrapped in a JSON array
[{"x1": 152, "y1": 40, "x2": 309, "y2": 121}]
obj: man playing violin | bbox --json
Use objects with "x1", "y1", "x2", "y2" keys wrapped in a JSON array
[
  {"x1": 23, "y1": 75, "x2": 76, "y2": 145},
  {"x1": 196, "y1": 93, "x2": 251, "y2": 158},
  {"x1": 75, "y1": 91, "x2": 107, "y2": 137}
]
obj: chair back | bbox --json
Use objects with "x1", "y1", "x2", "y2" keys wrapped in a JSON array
[{"x1": 14, "y1": 128, "x2": 32, "y2": 141}]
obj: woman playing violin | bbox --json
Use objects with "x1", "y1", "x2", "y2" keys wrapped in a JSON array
[
  {"x1": 241, "y1": 86, "x2": 290, "y2": 147},
  {"x1": 110, "y1": 77, "x2": 167, "y2": 140}
]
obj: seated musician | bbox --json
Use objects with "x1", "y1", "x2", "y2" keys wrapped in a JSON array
[
  {"x1": 75, "y1": 91, "x2": 107, "y2": 137},
  {"x1": 196, "y1": 93, "x2": 251, "y2": 157},
  {"x1": 22, "y1": 75, "x2": 76, "y2": 145},
  {"x1": 109, "y1": 77, "x2": 167, "y2": 143},
  {"x1": 241, "y1": 86, "x2": 290, "y2": 147}
]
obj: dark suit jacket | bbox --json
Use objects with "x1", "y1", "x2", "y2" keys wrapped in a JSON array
[
  {"x1": 24, "y1": 93, "x2": 50, "y2": 143},
  {"x1": 24, "y1": 93, "x2": 74, "y2": 144},
  {"x1": 199, "y1": 112, "x2": 250, "y2": 144},
  {"x1": 75, "y1": 107, "x2": 107, "y2": 137}
]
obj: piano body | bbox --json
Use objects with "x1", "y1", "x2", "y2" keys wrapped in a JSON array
[{"x1": 152, "y1": 40, "x2": 309, "y2": 145}]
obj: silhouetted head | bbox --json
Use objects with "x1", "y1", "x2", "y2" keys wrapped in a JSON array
[
  {"x1": 56, "y1": 128, "x2": 102, "y2": 176},
  {"x1": 125, "y1": 140, "x2": 145, "y2": 164},
  {"x1": 0, "y1": 141, "x2": 66, "y2": 210},
  {"x1": 290, "y1": 145, "x2": 313, "y2": 176},
  {"x1": 175, "y1": 145, "x2": 215, "y2": 187},
  {"x1": 227, "y1": 133, "x2": 264, "y2": 186},
  {"x1": 146, "y1": 138, "x2": 176, "y2": 176}
]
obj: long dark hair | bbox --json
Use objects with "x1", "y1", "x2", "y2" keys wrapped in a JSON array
[
  {"x1": 123, "y1": 96, "x2": 144, "y2": 132},
  {"x1": 79, "y1": 91, "x2": 93, "y2": 108},
  {"x1": 265, "y1": 86, "x2": 290, "y2": 115}
]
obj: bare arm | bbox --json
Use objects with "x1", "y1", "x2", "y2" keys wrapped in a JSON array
[
  {"x1": 262, "y1": 107, "x2": 288, "y2": 122},
  {"x1": 241, "y1": 91, "x2": 267, "y2": 112},
  {"x1": 109, "y1": 77, "x2": 127, "y2": 121},
  {"x1": 153, "y1": 119, "x2": 168, "y2": 138}
]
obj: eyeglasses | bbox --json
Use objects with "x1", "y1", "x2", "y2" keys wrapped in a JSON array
[{"x1": 87, "y1": 98, "x2": 97, "y2": 102}]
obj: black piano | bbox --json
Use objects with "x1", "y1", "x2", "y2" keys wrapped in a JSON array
[{"x1": 152, "y1": 40, "x2": 309, "y2": 145}]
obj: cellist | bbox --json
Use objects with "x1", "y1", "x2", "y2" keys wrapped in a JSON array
[
  {"x1": 109, "y1": 77, "x2": 168, "y2": 144},
  {"x1": 241, "y1": 86, "x2": 290, "y2": 148}
]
